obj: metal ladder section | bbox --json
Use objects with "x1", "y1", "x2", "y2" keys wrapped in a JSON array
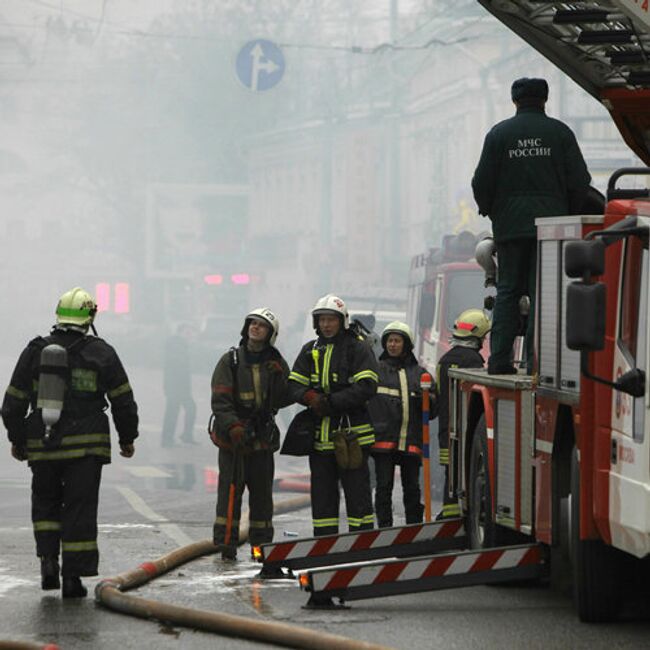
[
  {"x1": 478, "y1": 1, "x2": 650, "y2": 96},
  {"x1": 299, "y1": 544, "x2": 547, "y2": 608},
  {"x1": 253, "y1": 519, "x2": 466, "y2": 571}
]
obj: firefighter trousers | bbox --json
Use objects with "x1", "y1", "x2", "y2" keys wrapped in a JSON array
[
  {"x1": 31, "y1": 455, "x2": 103, "y2": 577},
  {"x1": 309, "y1": 449, "x2": 374, "y2": 537},
  {"x1": 489, "y1": 238, "x2": 537, "y2": 373},
  {"x1": 373, "y1": 452, "x2": 423, "y2": 528},
  {"x1": 213, "y1": 448, "x2": 274, "y2": 554}
]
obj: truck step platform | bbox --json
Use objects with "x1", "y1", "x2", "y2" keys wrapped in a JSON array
[
  {"x1": 299, "y1": 543, "x2": 547, "y2": 608},
  {"x1": 253, "y1": 519, "x2": 465, "y2": 571}
]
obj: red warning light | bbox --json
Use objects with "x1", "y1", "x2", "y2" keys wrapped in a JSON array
[
  {"x1": 115, "y1": 283, "x2": 130, "y2": 314},
  {"x1": 204, "y1": 274, "x2": 223, "y2": 286},
  {"x1": 95, "y1": 283, "x2": 110, "y2": 312},
  {"x1": 231, "y1": 273, "x2": 250, "y2": 285}
]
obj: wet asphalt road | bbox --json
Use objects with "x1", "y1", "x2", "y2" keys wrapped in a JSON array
[{"x1": 1, "y1": 366, "x2": 650, "y2": 649}]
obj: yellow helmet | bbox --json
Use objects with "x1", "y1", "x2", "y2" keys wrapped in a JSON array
[
  {"x1": 55, "y1": 287, "x2": 97, "y2": 328},
  {"x1": 381, "y1": 321, "x2": 415, "y2": 350},
  {"x1": 452, "y1": 309, "x2": 491, "y2": 340}
]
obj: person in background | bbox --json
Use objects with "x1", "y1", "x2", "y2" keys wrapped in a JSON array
[
  {"x1": 162, "y1": 323, "x2": 197, "y2": 447},
  {"x1": 436, "y1": 309, "x2": 490, "y2": 519}
]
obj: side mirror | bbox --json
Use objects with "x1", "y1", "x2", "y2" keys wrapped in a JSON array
[
  {"x1": 565, "y1": 239, "x2": 605, "y2": 278},
  {"x1": 566, "y1": 282, "x2": 606, "y2": 350},
  {"x1": 615, "y1": 368, "x2": 645, "y2": 398}
]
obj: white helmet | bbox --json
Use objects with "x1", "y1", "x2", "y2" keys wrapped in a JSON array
[
  {"x1": 381, "y1": 321, "x2": 415, "y2": 350},
  {"x1": 311, "y1": 294, "x2": 349, "y2": 330},
  {"x1": 241, "y1": 307, "x2": 279, "y2": 346}
]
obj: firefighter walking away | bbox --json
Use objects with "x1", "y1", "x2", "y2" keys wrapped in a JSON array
[
  {"x1": 368, "y1": 321, "x2": 438, "y2": 528},
  {"x1": 209, "y1": 308, "x2": 291, "y2": 575},
  {"x1": 288, "y1": 294, "x2": 378, "y2": 537},
  {"x1": 2, "y1": 287, "x2": 139, "y2": 598}
]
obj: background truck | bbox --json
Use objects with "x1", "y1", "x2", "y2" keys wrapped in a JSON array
[
  {"x1": 449, "y1": 0, "x2": 650, "y2": 622},
  {"x1": 407, "y1": 231, "x2": 495, "y2": 375}
]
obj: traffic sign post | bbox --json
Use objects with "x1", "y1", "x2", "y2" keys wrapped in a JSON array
[{"x1": 235, "y1": 39, "x2": 285, "y2": 92}]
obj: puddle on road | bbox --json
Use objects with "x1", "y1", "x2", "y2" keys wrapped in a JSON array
[
  {"x1": 99, "y1": 523, "x2": 155, "y2": 530},
  {"x1": 0, "y1": 561, "x2": 32, "y2": 597}
]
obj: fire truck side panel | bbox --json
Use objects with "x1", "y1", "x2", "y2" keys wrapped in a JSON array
[{"x1": 605, "y1": 213, "x2": 650, "y2": 558}]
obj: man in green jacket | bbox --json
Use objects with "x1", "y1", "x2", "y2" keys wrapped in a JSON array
[{"x1": 472, "y1": 77, "x2": 591, "y2": 374}]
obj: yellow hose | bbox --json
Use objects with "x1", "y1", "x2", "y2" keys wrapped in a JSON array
[{"x1": 96, "y1": 495, "x2": 393, "y2": 650}]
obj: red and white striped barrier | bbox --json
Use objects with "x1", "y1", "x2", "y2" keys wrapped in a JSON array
[
  {"x1": 300, "y1": 544, "x2": 546, "y2": 605},
  {"x1": 254, "y1": 519, "x2": 466, "y2": 571}
]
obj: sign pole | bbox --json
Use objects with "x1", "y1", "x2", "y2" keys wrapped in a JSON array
[{"x1": 421, "y1": 373, "x2": 432, "y2": 522}]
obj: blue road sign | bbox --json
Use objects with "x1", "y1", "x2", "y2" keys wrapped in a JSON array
[{"x1": 236, "y1": 39, "x2": 285, "y2": 92}]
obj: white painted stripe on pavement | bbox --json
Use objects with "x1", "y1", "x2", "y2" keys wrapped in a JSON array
[
  {"x1": 116, "y1": 485, "x2": 193, "y2": 547},
  {"x1": 127, "y1": 466, "x2": 173, "y2": 478}
]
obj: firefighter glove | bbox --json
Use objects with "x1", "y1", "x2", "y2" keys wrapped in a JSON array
[
  {"x1": 304, "y1": 390, "x2": 331, "y2": 416},
  {"x1": 229, "y1": 424, "x2": 246, "y2": 448},
  {"x1": 11, "y1": 444, "x2": 27, "y2": 462},
  {"x1": 120, "y1": 443, "x2": 135, "y2": 458}
]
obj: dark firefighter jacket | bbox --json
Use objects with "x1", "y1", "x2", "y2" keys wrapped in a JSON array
[
  {"x1": 288, "y1": 330, "x2": 379, "y2": 452},
  {"x1": 471, "y1": 106, "x2": 591, "y2": 243},
  {"x1": 368, "y1": 353, "x2": 438, "y2": 457},
  {"x1": 211, "y1": 344, "x2": 291, "y2": 452},
  {"x1": 436, "y1": 344, "x2": 484, "y2": 463},
  {"x1": 2, "y1": 329, "x2": 138, "y2": 464}
]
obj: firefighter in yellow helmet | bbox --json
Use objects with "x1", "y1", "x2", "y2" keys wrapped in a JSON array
[
  {"x1": 368, "y1": 321, "x2": 438, "y2": 528},
  {"x1": 2, "y1": 288, "x2": 139, "y2": 597},
  {"x1": 436, "y1": 309, "x2": 491, "y2": 519},
  {"x1": 287, "y1": 295, "x2": 378, "y2": 537}
]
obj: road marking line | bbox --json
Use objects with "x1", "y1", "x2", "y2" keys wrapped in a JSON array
[
  {"x1": 127, "y1": 466, "x2": 173, "y2": 478},
  {"x1": 116, "y1": 485, "x2": 193, "y2": 547}
]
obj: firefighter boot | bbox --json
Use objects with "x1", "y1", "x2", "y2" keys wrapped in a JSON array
[
  {"x1": 220, "y1": 545, "x2": 237, "y2": 561},
  {"x1": 62, "y1": 576, "x2": 87, "y2": 598},
  {"x1": 40, "y1": 556, "x2": 60, "y2": 590}
]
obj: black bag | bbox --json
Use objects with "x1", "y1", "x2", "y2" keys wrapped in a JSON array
[{"x1": 280, "y1": 409, "x2": 315, "y2": 456}]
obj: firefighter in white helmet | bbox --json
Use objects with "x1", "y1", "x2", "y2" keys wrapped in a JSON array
[
  {"x1": 2, "y1": 287, "x2": 139, "y2": 598},
  {"x1": 436, "y1": 308, "x2": 491, "y2": 519},
  {"x1": 368, "y1": 321, "x2": 439, "y2": 528},
  {"x1": 209, "y1": 308, "x2": 291, "y2": 574},
  {"x1": 287, "y1": 295, "x2": 378, "y2": 537}
]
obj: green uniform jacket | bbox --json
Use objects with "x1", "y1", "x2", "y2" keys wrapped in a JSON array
[
  {"x1": 472, "y1": 106, "x2": 591, "y2": 242},
  {"x1": 2, "y1": 329, "x2": 139, "y2": 464},
  {"x1": 211, "y1": 344, "x2": 291, "y2": 452},
  {"x1": 288, "y1": 331, "x2": 378, "y2": 453}
]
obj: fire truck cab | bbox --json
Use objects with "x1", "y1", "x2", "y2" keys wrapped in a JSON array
[{"x1": 449, "y1": 172, "x2": 650, "y2": 621}]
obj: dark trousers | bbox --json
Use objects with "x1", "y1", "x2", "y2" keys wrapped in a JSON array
[
  {"x1": 373, "y1": 452, "x2": 423, "y2": 528},
  {"x1": 31, "y1": 456, "x2": 103, "y2": 577},
  {"x1": 162, "y1": 393, "x2": 196, "y2": 444},
  {"x1": 309, "y1": 450, "x2": 374, "y2": 537},
  {"x1": 213, "y1": 449, "x2": 274, "y2": 552},
  {"x1": 489, "y1": 239, "x2": 537, "y2": 372}
]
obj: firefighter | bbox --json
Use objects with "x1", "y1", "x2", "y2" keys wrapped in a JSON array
[
  {"x1": 2, "y1": 287, "x2": 139, "y2": 598},
  {"x1": 288, "y1": 294, "x2": 378, "y2": 537},
  {"x1": 368, "y1": 321, "x2": 438, "y2": 528},
  {"x1": 436, "y1": 308, "x2": 490, "y2": 519},
  {"x1": 472, "y1": 77, "x2": 590, "y2": 374},
  {"x1": 209, "y1": 308, "x2": 290, "y2": 570}
]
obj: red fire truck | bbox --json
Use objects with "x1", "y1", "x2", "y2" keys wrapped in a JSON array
[{"x1": 407, "y1": 231, "x2": 495, "y2": 373}]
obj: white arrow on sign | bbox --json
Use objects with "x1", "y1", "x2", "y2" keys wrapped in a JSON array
[{"x1": 250, "y1": 42, "x2": 279, "y2": 91}]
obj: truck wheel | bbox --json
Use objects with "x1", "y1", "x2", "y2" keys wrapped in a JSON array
[
  {"x1": 570, "y1": 447, "x2": 623, "y2": 622},
  {"x1": 468, "y1": 414, "x2": 498, "y2": 548}
]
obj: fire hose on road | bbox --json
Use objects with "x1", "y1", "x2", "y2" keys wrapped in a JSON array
[{"x1": 95, "y1": 494, "x2": 392, "y2": 650}]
